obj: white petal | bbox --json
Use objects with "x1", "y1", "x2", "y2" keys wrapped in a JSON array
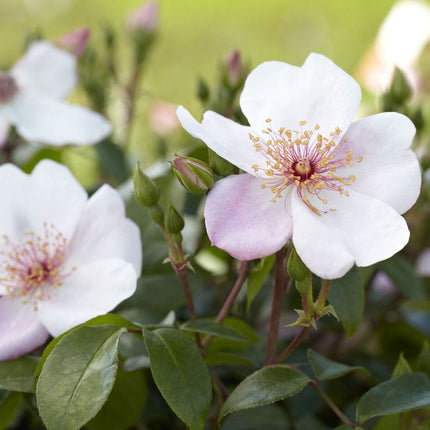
[
  {"x1": 0, "y1": 110, "x2": 10, "y2": 147},
  {"x1": 204, "y1": 174, "x2": 293, "y2": 260},
  {"x1": 0, "y1": 160, "x2": 87, "y2": 241},
  {"x1": 240, "y1": 53, "x2": 361, "y2": 139},
  {"x1": 0, "y1": 296, "x2": 49, "y2": 361},
  {"x1": 67, "y1": 184, "x2": 142, "y2": 274},
  {"x1": 177, "y1": 106, "x2": 265, "y2": 175},
  {"x1": 37, "y1": 258, "x2": 138, "y2": 337},
  {"x1": 339, "y1": 112, "x2": 420, "y2": 214},
  {"x1": 291, "y1": 189, "x2": 410, "y2": 279},
  {"x1": 8, "y1": 92, "x2": 112, "y2": 146},
  {"x1": 10, "y1": 40, "x2": 76, "y2": 99}
]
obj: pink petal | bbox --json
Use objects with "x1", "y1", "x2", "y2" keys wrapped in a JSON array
[
  {"x1": 340, "y1": 112, "x2": 420, "y2": 214},
  {"x1": 204, "y1": 174, "x2": 293, "y2": 260},
  {"x1": 11, "y1": 41, "x2": 77, "y2": 99},
  {"x1": 0, "y1": 296, "x2": 49, "y2": 361},
  {"x1": 38, "y1": 258, "x2": 138, "y2": 337},
  {"x1": 240, "y1": 53, "x2": 361, "y2": 140}
]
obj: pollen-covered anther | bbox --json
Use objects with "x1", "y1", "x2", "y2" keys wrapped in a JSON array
[
  {"x1": 248, "y1": 120, "x2": 363, "y2": 213},
  {"x1": 0, "y1": 223, "x2": 74, "y2": 308},
  {"x1": 0, "y1": 72, "x2": 19, "y2": 103}
]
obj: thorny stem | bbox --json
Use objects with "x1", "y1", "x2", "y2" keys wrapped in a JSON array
[
  {"x1": 264, "y1": 249, "x2": 289, "y2": 365},
  {"x1": 202, "y1": 261, "x2": 251, "y2": 349},
  {"x1": 275, "y1": 326, "x2": 311, "y2": 363},
  {"x1": 309, "y1": 381, "x2": 356, "y2": 427}
]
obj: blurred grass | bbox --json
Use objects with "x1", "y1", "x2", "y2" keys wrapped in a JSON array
[{"x1": 0, "y1": 0, "x2": 406, "y2": 166}]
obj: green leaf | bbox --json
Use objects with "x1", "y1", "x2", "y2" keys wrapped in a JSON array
[
  {"x1": 392, "y1": 353, "x2": 412, "y2": 378},
  {"x1": 373, "y1": 414, "x2": 401, "y2": 430},
  {"x1": 181, "y1": 319, "x2": 247, "y2": 341},
  {"x1": 36, "y1": 325, "x2": 126, "y2": 430},
  {"x1": 0, "y1": 357, "x2": 38, "y2": 393},
  {"x1": 329, "y1": 266, "x2": 364, "y2": 337},
  {"x1": 0, "y1": 391, "x2": 23, "y2": 429},
  {"x1": 34, "y1": 314, "x2": 140, "y2": 380},
  {"x1": 356, "y1": 372, "x2": 430, "y2": 423},
  {"x1": 86, "y1": 369, "x2": 147, "y2": 430},
  {"x1": 95, "y1": 138, "x2": 129, "y2": 185},
  {"x1": 307, "y1": 349, "x2": 368, "y2": 381},
  {"x1": 377, "y1": 254, "x2": 425, "y2": 299},
  {"x1": 219, "y1": 365, "x2": 310, "y2": 422},
  {"x1": 143, "y1": 328, "x2": 212, "y2": 430},
  {"x1": 247, "y1": 256, "x2": 275, "y2": 312}
]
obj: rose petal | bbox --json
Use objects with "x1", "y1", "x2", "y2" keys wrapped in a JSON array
[
  {"x1": 339, "y1": 112, "x2": 420, "y2": 214},
  {"x1": 7, "y1": 92, "x2": 112, "y2": 146},
  {"x1": 0, "y1": 160, "x2": 87, "y2": 242},
  {"x1": 177, "y1": 106, "x2": 265, "y2": 175},
  {"x1": 292, "y1": 189, "x2": 409, "y2": 279},
  {"x1": 204, "y1": 173, "x2": 293, "y2": 260},
  {"x1": 67, "y1": 184, "x2": 142, "y2": 274},
  {"x1": 0, "y1": 296, "x2": 49, "y2": 361},
  {"x1": 37, "y1": 258, "x2": 138, "y2": 337},
  {"x1": 10, "y1": 40, "x2": 77, "y2": 99},
  {"x1": 0, "y1": 111, "x2": 10, "y2": 147},
  {"x1": 240, "y1": 53, "x2": 361, "y2": 139}
]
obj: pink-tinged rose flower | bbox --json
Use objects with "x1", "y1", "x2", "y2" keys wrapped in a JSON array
[
  {"x1": 127, "y1": 1, "x2": 158, "y2": 33},
  {"x1": 177, "y1": 53, "x2": 421, "y2": 279},
  {"x1": 0, "y1": 41, "x2": 112, "y2": 147},
  {"x1": 58, "y1": 27, "x2": 90, "y2": 58},
  {"x1": 0, "y1": 160, "x2": 142, "y2": 361}
]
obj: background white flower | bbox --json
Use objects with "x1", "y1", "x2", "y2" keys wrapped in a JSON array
[
  {"x1": 0, "y1": 160, "x2": 142, "y2": 361},
  {"x1": 177, "y1": 53, "x2": 421, "y2": 280},
  {"x1": 0, "y1": 40, "x2": 112, "y2": 147}
]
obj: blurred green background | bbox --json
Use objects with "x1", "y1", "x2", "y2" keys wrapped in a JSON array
[{"x1": 0, "y1": 0, "x2": 405, "y2": 167}]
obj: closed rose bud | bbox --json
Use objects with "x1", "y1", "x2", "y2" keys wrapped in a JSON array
[
  {"x1": 226, "y1": 50, "x2": 247, "y2": 87},
  {"x1": 133, "y1": 162, "x2": 160, "y2": 207},
  {"x1": 166, "y1": 202, "x2": 185, "y2": 234},
  {"x1": 127, "y1": 1, "x2": 158, "y2": 33},
  {"x1": 172, "y1": 155, "x2": 214, "y2": 194},
  {"x1": 58, "y1": 27, "x2": 90, "y2": 58}
]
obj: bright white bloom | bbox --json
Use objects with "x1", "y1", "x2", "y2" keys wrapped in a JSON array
[
  {"x1": 358, "y1": 0, "x2": 430, "y2": 93},
  {"x1": 0, "y1": 40, "x2": 112, "y2": 147},
  {"x1": 177, "y1": 53, "x2": 421, "y2": 280},
  {"x1": 0, "y1": 160, "x2": 142, "y2": 361}
]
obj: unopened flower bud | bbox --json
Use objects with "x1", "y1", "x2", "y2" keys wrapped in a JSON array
[
  {"x1": 383, "y1": 67, "x2": 412, "y2": 110},
  {"x1": 226, "y1": 50, "x2": 247, "y2": 87},
  {"x1": 59, "y1": 27, "x2": 90, "y2": 58},
  {"x1": 127, "y1": 1, "x2": 158, "y2": 33},
  {"x1": 133, "y1": 163, "x2": 160, "y2": 207},
  {"x1": 166, "y1": 202, "x2": 184, "y2": 234},
  {"x1": 208, "y1": 148, "x2": 235, "y2": 177},
  {"x1": 172, "y1": 156, "x2": 214, "y2": 194},
  {"x1": 287, "y1": 247, "x2": 312, "y2": 293}
]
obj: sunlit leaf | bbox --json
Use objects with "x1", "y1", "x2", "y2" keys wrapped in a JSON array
[{"x1": 36, "y1": 325, "x2": 126, "y2": 430}]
